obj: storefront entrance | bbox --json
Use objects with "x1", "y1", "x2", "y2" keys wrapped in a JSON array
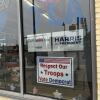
[
  {"x1": 0, "y1": 0, "x2": 96, "y2": 100},
  {"x1": 22, "y1": 0, "x2": 93, "y2": 99}
]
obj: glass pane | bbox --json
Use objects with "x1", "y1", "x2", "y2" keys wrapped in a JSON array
[
  {"x1": 0, "y1": 0, "x2": 20, "y2": 92},
  {"x1": 23, "y1": 0, "x2": 92, "y2": 99}
]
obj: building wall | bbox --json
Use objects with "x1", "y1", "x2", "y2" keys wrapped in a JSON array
[{"x1": 95, "y1": 0, "x2": 100, "y2": 100}]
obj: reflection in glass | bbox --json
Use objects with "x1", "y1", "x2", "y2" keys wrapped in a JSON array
[
  {"x1": 0, "y1": 34, "x2": 20, "y2": 92},
  {"x1": 0, "y1": 0, "x2": 20, "y2": 92},
  {"x1": 23, "y1": 0, "x2": 92, "y2": 99}
]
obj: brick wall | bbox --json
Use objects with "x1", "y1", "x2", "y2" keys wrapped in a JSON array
[{"x1": 95, "y1": 0, "x2": 100, "y2": 100}]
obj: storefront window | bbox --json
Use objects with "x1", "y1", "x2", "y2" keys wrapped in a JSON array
[
  {"x1": 0, "y1": 0, "x2": 20, "y2": 92},
  {"x1": 23, "y1": 0, "x2": 92, "y2": 99}
]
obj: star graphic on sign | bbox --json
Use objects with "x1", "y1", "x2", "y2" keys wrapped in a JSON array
[
  {"x1": 65, "y1": 73, "x2": 68, "y2": 76},
  {"x1": 41, "y1": 71, "x2": 43, "y2": 74}
]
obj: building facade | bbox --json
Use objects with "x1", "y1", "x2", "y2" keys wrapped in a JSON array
[
  {"x1": 95, "y1": 0, "x2": 100, "y2": 100},
  {"x1": 0, "y1": 0, "x2": 98, "y2": 100}
]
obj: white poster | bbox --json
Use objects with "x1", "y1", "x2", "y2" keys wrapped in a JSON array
[
  {"x1": 52, "y1": 29, "x2": 84, "y2": 51},
  {"x1": 37, "y1": 57, "x2": 74, "y2": 88},
  {"x1": 27, "y1": 33, "x2": 51, "y2": 52}
]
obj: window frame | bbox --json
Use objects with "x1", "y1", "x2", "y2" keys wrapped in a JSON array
[
  {"x1": 0, "y1": 0, "x2": 96, "y2": 100},
  {"x1": 19, "y1": 0, "x2": 97, "y2": 99}
]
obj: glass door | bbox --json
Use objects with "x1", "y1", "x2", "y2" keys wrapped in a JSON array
[{"x1": 22, "y1": 0, "x2": 93, "y2": 99}]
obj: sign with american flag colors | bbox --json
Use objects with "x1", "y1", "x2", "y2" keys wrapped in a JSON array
[{"x1": 37, "y1": 56, "x2": 74, "y2": 88}]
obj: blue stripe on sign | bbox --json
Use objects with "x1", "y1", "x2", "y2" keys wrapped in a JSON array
[{"x1": 39, "y1": 58, "x2": 44, "y2": 62}]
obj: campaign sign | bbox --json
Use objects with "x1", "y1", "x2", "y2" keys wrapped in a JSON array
[
  {"x1": 52, "y1": 29, "x2": 84, "y2": 51},
  {"x1": 37, "y1": 57, "x2": 74, "y2": 88},
  {"x1": 27, "y1": 33, "x2": 51, "y2": 52}
]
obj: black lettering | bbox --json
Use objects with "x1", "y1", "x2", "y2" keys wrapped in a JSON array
[
  {"x1": 55, "y1": 37, "x2": 59, "y2": 42},
  {"x1": 70, "y1": 36, "x2": 74, "y2": 42},
  {"x1": 60, "y1": 37, "x2": 65, "y2": 42},
  {"x1": 77, "y1": 36, "x2": 82, "y2": 41},
  {"x1": 65, "y1": 37, "x2": 69, "y2": 42}
]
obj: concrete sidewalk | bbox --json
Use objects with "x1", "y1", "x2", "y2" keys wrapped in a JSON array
[{"x1": 0, "y1": 96, "x2": 17, "y2": 100}]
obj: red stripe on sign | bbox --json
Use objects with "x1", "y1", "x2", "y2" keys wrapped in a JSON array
[{"x1": 44, "y1": 58, "x2": 70, "y2": 64}]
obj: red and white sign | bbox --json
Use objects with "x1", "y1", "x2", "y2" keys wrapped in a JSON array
[
  {"x1": 27, "y1": 33, "x2": 51, "y2": 52},
  {"x1": 37, "y1": 57, "x2": 74, "y2": 88}
]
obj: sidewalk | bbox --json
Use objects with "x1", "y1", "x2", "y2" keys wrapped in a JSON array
[{"x1": 0, "y1": 96, "x2": 17, "y2": 100}]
